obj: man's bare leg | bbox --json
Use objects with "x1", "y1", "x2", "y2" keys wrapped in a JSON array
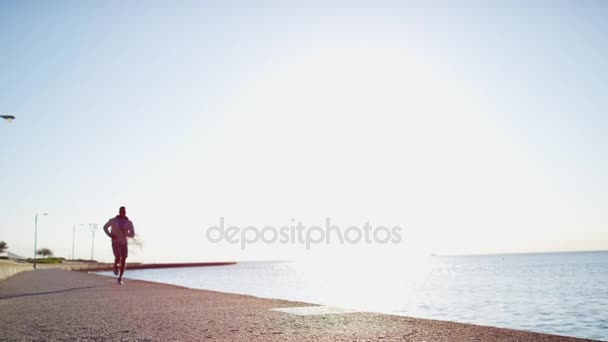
[
  {"x1": 113, "y1": 257, "x2": 119, "y2": 276},
  {"x1": 118, "y1": 256, "x2": 127, "y2": 283}
]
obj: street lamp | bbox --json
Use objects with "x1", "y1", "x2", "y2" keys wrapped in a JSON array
[
  {"x1": 34, "y1": 212, "x2": 48, "y2": 269},
  {"x1": 89, "y1": 224, "x2": 98, "y2": 261},
  {"x1": 1, "y1": 115, "x2": 15, "y2": 122}
]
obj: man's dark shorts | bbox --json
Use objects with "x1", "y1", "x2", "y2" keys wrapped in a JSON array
[{"x1": 112, "y1": 242, "x2": 128, "y2": 259}]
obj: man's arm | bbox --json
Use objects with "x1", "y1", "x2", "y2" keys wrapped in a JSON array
[{"x1": 103, "y1": 219, "x2": 113, "y2": 238}]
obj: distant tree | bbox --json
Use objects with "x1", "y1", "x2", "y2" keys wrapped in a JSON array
[
  {"x1": 36, "y1": 248, "x2": 53, "y2": 258},
  {"x1": 0, "y1": 241, "x2": 7, "y2": 253}
]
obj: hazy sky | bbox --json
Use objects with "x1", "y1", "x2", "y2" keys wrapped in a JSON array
[{"x1": 1, "y1": 1, "x2": 607, "y2": 262}]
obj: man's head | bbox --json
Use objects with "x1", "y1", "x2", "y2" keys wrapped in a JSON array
[{"x1": 119, "y1": 206, "x2": 126, "y2": 217}]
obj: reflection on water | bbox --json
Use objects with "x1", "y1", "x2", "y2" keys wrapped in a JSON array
[{"x1": 99, "y1": 251, "x2": 608, "y2": 340}]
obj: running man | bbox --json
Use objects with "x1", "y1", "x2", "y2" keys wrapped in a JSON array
[{"x1": 103, "y1": 206, "x2": 135, "y2": 284}]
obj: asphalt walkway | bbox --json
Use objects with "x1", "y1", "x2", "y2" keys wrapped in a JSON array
[{"x1": 0, "y1": 269, "x2": 594, "y2": 341}]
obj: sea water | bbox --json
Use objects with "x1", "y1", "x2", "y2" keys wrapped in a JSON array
[{"x1": 99, "y1": 251, "x2": 608, "y2": 340}]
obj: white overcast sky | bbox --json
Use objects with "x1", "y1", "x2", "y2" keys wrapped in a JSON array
[{"x1": 0, "y1": 1, "x2": 606, "y2": 262}]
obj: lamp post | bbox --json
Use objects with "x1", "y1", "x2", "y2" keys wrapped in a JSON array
[
  {"x1": 89, "y1": 224, "x2": 98, "y2": 261},
  {"x1": 1, "y1": 115, "x2": 15, "y2": 122},
  {"x1": 34, "y1": 212, "x2": 48, "y2": 269}
]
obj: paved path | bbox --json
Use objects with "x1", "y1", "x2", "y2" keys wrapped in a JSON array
[{"x1": 0, "y1": 269, "x2": 595, "y2": 341}]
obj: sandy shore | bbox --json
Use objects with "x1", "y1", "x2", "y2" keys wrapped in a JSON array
[
  {"x1": 0, "y1": 259, "x2": 105, "y2": 281},
  {"x1": 0, "y1": 260, "x2": 236, "y2": 281},
  {"x1": 72, "y1": 261, "x2": 237, "y2": 272},
  {"x1": 0, "y1": 269, "x2": 597, "y2": 341}
]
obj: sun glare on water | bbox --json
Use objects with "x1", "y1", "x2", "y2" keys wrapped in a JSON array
[{"x1": 287, "y1": 251, "x2": 435, "y2": 313}]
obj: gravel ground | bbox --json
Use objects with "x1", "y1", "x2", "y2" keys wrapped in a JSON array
[{"x1": 0, "y1": 269, "x2": 597, "y2": 341}]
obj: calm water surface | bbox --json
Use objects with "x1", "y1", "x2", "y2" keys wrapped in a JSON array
[{"x1": 99, "y1": 251, "x2": 608, "y2": 340}]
